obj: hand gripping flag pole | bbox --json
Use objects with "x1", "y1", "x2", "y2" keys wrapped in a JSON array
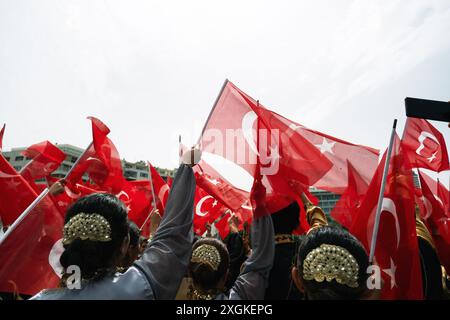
[
  {"x1": 369, "y1": 119, "x2": 397, "y2": 263},
  {"x1": 0, "y1": 141, "x2": 93, "y2": 244}
]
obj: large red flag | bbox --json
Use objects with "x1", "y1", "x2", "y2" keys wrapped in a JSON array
[
  {"x1": 402, "y1": 117, "x2": 449, "y2": 172},
  {"x1": 418, "y1": 171, "x2": 450, "y2": 274},
  {"x1": 0, "y1": 194, "x2": 64, "y2": 296},
  {"x1": 236, "y1": 85, "x2": 378, "y2": 195},
  {"x1": 20, "y1": 141, "x2": 66, "y2": 182},
  {"x1": 350, "y1": 134, "x2": 423, "y2": 299}
]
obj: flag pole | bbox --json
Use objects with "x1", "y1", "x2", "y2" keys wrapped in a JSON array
[
  {"x1": 0, "y1": 141, "x2": 94, "y2": 243},
  {"x1": 197, "y1": 79, "x2": 229, "y2": 145},
  {"x1": 369, "y1": 119, "x2": 397, "y2": 263},
  {"x1": 0, "y1": 187, "x2": 50, "y2": 245},
  {"x1": 64, "y1": 141, "x2": 93, "y2": 180}
]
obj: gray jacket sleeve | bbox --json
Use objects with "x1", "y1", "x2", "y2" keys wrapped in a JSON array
[
  {"x1": 134, "y1": 164, "x2": 195, "y2": 300},
  {"x1": 228, "y1": 213, "x2": 275, "y2": 300}
]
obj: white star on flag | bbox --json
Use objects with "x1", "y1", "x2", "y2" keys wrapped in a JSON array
[
  {"x1": 427, "y1": 152, "x2": 437, "y2": 163},
  {"x1": 315, "y1": 138, "x2": 336, "y2": 155},
  {"x1": 382, "y1": 258, "x2": 397, "y2": 289}
]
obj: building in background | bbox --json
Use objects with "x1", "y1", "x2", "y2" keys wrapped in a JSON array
[{"x1": 3, "y1": 144, "x2": 175, "y2": 182}]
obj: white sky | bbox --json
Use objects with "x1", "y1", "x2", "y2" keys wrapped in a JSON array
[{"x1": 1, "y1": 0, "x2": 449, "y2": 186}]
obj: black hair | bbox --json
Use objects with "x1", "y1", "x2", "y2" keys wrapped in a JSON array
[
  {"x1": 189, "y1": 238, "x2": 230, "y2": 295},
  {"x1": 271, "y1": 201, "x2": 300, "y2": 234},
  {"x1": 128, "y1": 221, "x2": 140, "y2": 248},
  {"x1": 59, "y1": 193, "x2": 129, "y2": 284},
  {"x1": 296, "y1": 226, "x2": 369, "y2": 300}
]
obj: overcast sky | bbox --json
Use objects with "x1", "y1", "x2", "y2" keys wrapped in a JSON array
[{"x1": 1, "y1": 0, "x2": 449, "y2": 186}]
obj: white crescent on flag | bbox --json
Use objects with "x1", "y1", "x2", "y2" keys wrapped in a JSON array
[
  {"x1": 48, "y1": 238, "x2": 65, "y2": 278},
  {"x1": 416, "y1": 131, "x2": 439, "y2": 157},
  {"x1": 242, "y1": 110, "x2": 259, "y2": 155},
  {"x1": 196, "y1": 195, "x2": 214, "y2": 217},
  {"x1": 381, "y1": 198, "x2": 401, "y2": 250}
]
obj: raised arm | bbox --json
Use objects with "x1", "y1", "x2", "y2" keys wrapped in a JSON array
[
  {"x1": 229, "y1": 213, "x2": 274, "y2": 300},
  {"x1": 134, "y1": 164, "x2": 196, "y2": 300}
]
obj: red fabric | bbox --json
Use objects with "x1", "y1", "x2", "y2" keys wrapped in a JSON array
[
  {"x1": 194, "y1": 160, "x2": 249, "y2": 211},
  {"x1": 418, "y1": 171, "x2": 450, "y2": 274},
  {"x1": 0, "y1": 163, "x2": 38, "y2": 226},
  {"x1": 120, "y1": 179, "x2": 153, "y2": 229},
  {"x1": 193, "y1": 186, "x2": 227, "y2": 236},
  {"x1": 148, "y1": 163, "x2": 170, "y2": 215},
  {"x1": 350, "y1": 134, "x2": 423, "y2": 299},
  {"x1": 20, "y1": 141, "x2": 66, "y2": 182},
  {"x1": 214, "y1": 214, "x2": 231, "y2": 240},
  {"x1": 0, "y1": 124, "x2": 5, "y2": 150},
  {"x1": 65, "y1": 117, "x2": 124, "y2": 194},
  {"x1": 0, "y1": 194, "x2": 63, "y2": 295},
  {"x1": 402, "y1": 117, "x2": 449, "y2": 172},
  {"x1": 331, "y1": 161, "x2": 369, "y2": 229}
]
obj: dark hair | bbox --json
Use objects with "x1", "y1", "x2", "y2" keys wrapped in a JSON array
[
  {"x1": 296, "y1": 226, "x2": 369, "y2": 300},
  {"x1": 60, "y1": 193, "x2": 129, "y2": 283},
  {"x1": 271, "y1": 201, "x2": 300, "y2": 234},
  {"x1": 128, "y1": 221, "x2": 140, "y2": 248},
  {"x1": 189, "y1": 238, "x2": 230, "y2": 294}
]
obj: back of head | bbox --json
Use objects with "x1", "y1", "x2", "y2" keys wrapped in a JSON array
[
  {"x1": 296, "y1": 226, "x2": 369, "y2": 300},
  {"x1": 188, "y1": 238, "x2": 230, "y2": 298},
  {"x1": 271, "y1": 201, "x2": 300, "y2": 235},
  {"x1": 59, "y1": 193, "x2": 129, "y2": 284},
  {"x1": 128, "y1": 221, "x2": 140, "y2": 248}
]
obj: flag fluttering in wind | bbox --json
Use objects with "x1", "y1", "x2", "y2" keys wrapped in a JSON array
[
  {"x1": 418, "y1": 171, "x2": 450, "y2": 274},
  {"x1": 402, "y1": 117, "x2": 449, "y2": 172},
  {"x1": 330, "y1": 161, "x2": 369, "y2": 229},
  {"x1": 20, "y1": 141, "x2": 66, "y2": 183},
  {"x1": 0, "y1": 194, "x2": 64, "y2": 296},
  {"x1": 0, "y1": 132, "x2": 39, "y2": 226},
  {"x1": 350, "y1": 134, "x2": 423, "y2": 299}
]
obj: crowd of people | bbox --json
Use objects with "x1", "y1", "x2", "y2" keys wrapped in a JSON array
[{"x1": 19, "y1": 148, "x2": 448, "y2": 300}]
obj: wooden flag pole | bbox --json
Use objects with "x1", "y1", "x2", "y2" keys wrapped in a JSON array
[{"x1": 369, "y1": 119, "x2": 397, "y2": 263}]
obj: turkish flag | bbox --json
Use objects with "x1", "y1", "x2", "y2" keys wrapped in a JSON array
[
  {"x1": 419, "y1": 171, "x2": 450, "y2": 217},
  {"x1": 0, "y1": 194, "x2": 64, "y2": 296},
  {"x1": 193, "y1": 186, "x2": 227, "y2": 236},
  {"x1": 418, "y1": 171, "x2": 450, "y2": 274},
  {"x1": 402, "y1": 117, "x2": 449, "y2": 172},
  {"x1": 65, "y1": 117, "x2": 124, "y2": 194},
  {"x1": 0, "y1": 163, "x2": 38, "y2": 226},
  {"x1": 194, "y1": 160, "x2": 249, "y2": 211},
  {"x1": 331, "y1": 161, "x2": 369, "y2": 229},
  {"x1": 148, "y1": 163, "x2": 170, "y2": 215},
  {"x1": 20, "y1": 141, "x2": 66, "y2": 182},
  {"x1": 350, "y1": 134, "x2": 423, "y2": 299},
  {"x1": 199, "y1": 81, "x2": 259, "y2": 176},
  {"x1": 120, "y1": 179, "x2": 153, "y2": 228},
  {"x1": 235, "y1": 84, "x2": 378, "y2": 194}
]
